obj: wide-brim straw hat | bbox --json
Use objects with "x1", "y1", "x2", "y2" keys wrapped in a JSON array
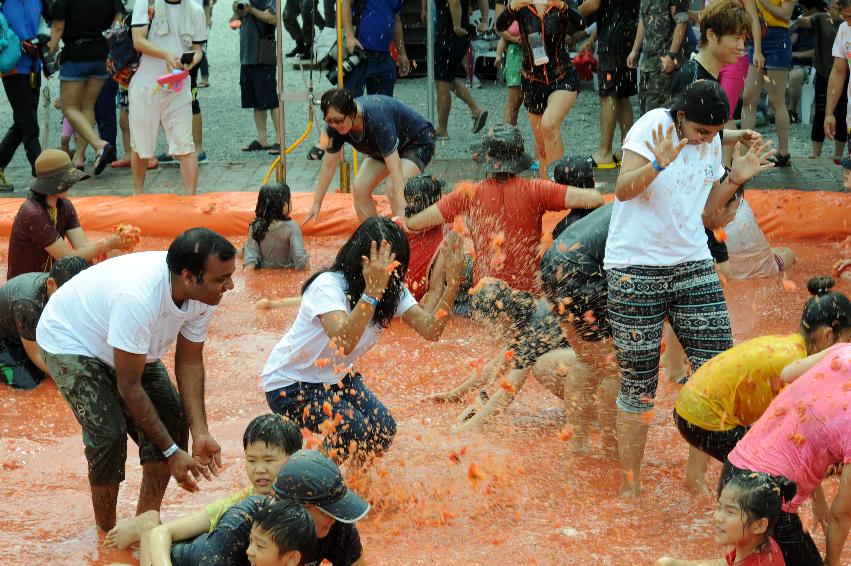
[{"x1": 31, "y1": 149, "x2": 90, "y2": 195}]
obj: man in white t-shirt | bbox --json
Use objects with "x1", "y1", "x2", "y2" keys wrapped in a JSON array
[
  {"x1": 36, "y1": 228, "x2": 237, "y2": 533},
  {"x1": 128, "y1": 0, "x2": 207, "y2": 195},
  {"x1": 824, "y1": 5, "x2": 851, "y2": 148}
]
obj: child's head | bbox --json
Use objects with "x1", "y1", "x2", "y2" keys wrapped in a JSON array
[
  {"x1": 547, "y1": 155, "x2": 595, "y2": 189},
  {"x1": 243, "y1": 414, "x2": 303, "y2": 495},
  {"x1": 800, "y1": 275, "x2": 851, "y2": 354},
  {"x1": 404, "y1": 174, "x2": 444, "y2": 217},
  {"x1": 715, "y1": 472, "x2": 796, "y2": 549},
  {"x1": 251, "y1": 183, "x2": 293, "y2": 243},
  {"x1": 247, "y1": 499, "x2": 317, "y2": 566},
  {"x1": 470, "y1": 278, "x2": 537, "y2": 331}
]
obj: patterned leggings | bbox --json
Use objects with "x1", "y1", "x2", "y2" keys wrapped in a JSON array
[{"x1": 606, "y1": 260, "x2": 733, "y2": 413}]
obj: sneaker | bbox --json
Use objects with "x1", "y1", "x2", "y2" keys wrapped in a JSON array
[
  {"x1": 286, "y1": 45, "x2": 305, "y2": 58},
  {"x1": 197, "y1": 151, "x2": 208, "y2": 164},
  {"x1": 297, "y1": 50, "x2": 314, "y2": 60},
  {"x1": 0, "y1": 169, "x2": 13, "y2": 192},
  {"x1": 157, "y1": 152, "x2": 178, "y2": 165},
  {"x1": 769, "y1": 153, "x2": 791, "y2": 167}
]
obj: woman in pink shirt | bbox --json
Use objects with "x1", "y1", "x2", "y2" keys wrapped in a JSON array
[{"x1": 723, "y1": 339, "x2": 851, "y2": 566}]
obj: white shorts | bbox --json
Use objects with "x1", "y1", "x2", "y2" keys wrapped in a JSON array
[{"x1": 128, "y1": 80, "x2": 194, "y2": 159}]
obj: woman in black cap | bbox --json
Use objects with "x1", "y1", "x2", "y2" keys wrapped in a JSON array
[
  {"x1": 6, "y1": 149, "x2": 125, "y2": 280},
  {"x1": 605, "y1": 79, "x2": 774, "y2": 498},
  {"x1": 495, "y1": 0, "x2": 585, "y2": 179}
]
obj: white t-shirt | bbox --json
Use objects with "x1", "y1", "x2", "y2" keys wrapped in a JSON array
[
  {"x1": 726, "y1": 199, "x2": 780, "y2": 279},
  {"x1": 261, "y1": 272, "x2": 418, "y2": 391},
  {"x1": 130, "y1": 0, "x2": 207, "y2": 86},
  {"x1": 604, "y1": 108, "x2": 725, "y2": 269},
  {"x1": 36, "y1": 251, "x2": 215, "y2": 368},
  {"x1": 831, "y1": 22, "x2": 851, "y2": 127}
]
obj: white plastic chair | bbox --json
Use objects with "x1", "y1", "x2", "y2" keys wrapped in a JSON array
[
  {"x1": 469, "y1": 9, "x2": 498, "y2": 82},
  {"x1": 800, "y1": 66, "x2": 816, "y2": 126}
]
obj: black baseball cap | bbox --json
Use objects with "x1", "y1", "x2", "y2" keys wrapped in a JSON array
[
  {"x1": 841, "y1": 156, "x2": 851, "y2": 171},
  {"x1": 548, "y1": 155, "x2": 594, "y2": 188},
  {"x1": 273, "y1": 450, "x2": 370, "y2": 523}
]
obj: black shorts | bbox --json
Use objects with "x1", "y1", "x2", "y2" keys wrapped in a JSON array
[
  {"x1": 521, "y1": 69, "x2": 579, "y2": 116},
  {"x1": 42, "y1": 352, "x2": 189, "y2": 485},
  {"x1": 598, "y1": 67, "x2": 637, "y2": 99},
  {"x1": 720, "y1": 460, "x2": 824, "y2": 566},
  {"x1": 541, "y1": 259, "x2": 610, "y2": 341},
  {"x1": 673, "y1": 409, "x2": 746, "y2": 462},
  {"x1": 706, "y1": 228, "x2": 729, "y2": 263},
  {"x1": 376, "y1": 126, "x2": 436, "y2": 171},
  {"x1": 240, "y1": 64, "x2": 279, "y2": 111},
  {"x1": 434, "y1": 31, "x2": 469, "y2": 82},
  {"x1": 0, "y1": 339, "x2": 45, "y2": 389},
  {"x1": 189, "y1": 65, "x2": 201, "y2": 115}
]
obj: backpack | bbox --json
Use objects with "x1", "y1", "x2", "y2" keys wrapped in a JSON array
[
  {"x1": 104, "y1": 2, "x2": 153, "y2": 87},
  {"x1": 0, "y1": 3, "x2": 22, "y2": 74}
]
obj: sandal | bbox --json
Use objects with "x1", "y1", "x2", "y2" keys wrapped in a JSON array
[
  {"x1": 471, "y1": 110, "x2": 489, "y2": 134},
  {"x1": 242, "y1": 140, "x2": 271, "y2": 152},
  {"x1": 266, "y1": 143, "x2": 282, "y2": 155},
  {"x1": 769, "y1": 153, "x2": 791, "y2": 167},
  {"x1": 93, "y1": 142, "x2": 114, "y2": 175},
  {"x1": 590, "y1": 156, "x2": 617, "y2": 169},
  {"x1": 307, "y1": 146, "x2": 325, "y2": 161}
]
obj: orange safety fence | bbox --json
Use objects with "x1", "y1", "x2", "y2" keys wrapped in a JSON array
[{"x1": 0, "y1": 189, "x2": 846, "y2": 240}]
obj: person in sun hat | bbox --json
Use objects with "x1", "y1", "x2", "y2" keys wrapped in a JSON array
[
  {"x1": 406, "y1": 124, "x2": 604, "y2": 294},
  {"x1": 6, "y1": 149, "x2": 124, "y2": 280},
  {"x1": 142, "y1": 448, "x2": 369, "y2": 565}
]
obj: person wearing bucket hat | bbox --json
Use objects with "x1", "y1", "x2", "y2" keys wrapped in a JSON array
[
  {"x1": 406, "y1": 125, "x2": 604, "y2": 294},
  {"x1": 6, "y1": 149, "x2": 125, "y2": 280}
]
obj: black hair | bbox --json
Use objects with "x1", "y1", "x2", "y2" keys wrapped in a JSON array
[
  {"x1": 470, "y1": 279, "x2": 537, "y2": 329},
  {"x1": 29, "y1": 191, "x2": 70, "y2": 217},
  {"x1": 320, "y1": 88, "x2": 357, "y2": 118},
  {"x1": 166, "y1": 227, "x2": 237, "y2": 281},
  {"x1": 404, "y1": 174, "x2": 443, "y2": 217},
  {"x1": 243, "y1": 414, "x2": 303, "y2": 455},
  {"x1": 301, "y1": 217, "x2": 410, "y2": 328},
  {"x1": 669, "y1": 80, "x2": 730, "y2": 127},
  {"x1": 48, "y1": 255, "x2": 89, "y2": 287},
  {"x1": 251, "y1": 183, "x2": 292, "y2": 244},
  {"x1": 722, "y1": 472, "x2": 797, "y2": 540},
  {"x1": 800, "y1": 276, "x2": 851, "y2": 344},
  {"x1": 842, "y1": 0, "x2": 851, "y2": 8},
  {"x1": 251, "y1": 499, "x2": 317, "y2": 556},
  {"x1": 720, "y1": 169, "x2": 746, "y2": 204}
]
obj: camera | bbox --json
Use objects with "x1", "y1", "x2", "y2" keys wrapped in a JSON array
[
  {"x1": 237, "y1": 2, "x2": 246, "y2": 8},
  {"x1": 326, "y1": 48, "x2": 365, "y2": 85},
  {"x1": 21, "y1": 34, "x2": 59, "y2": 78}
]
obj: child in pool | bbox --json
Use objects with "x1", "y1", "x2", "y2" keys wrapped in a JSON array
[
  {"x1": 429, "y1": 278, "x2": 593, "y2": 451},
  {"x1": 656, "y1": 471, "x2": 795, "y2": 566},
  {"x1": 245, "y1": 499, "x2": 317, "y2": 566},
  {"x1": 104, "y1": 414, "x2": 302, "y2": 550},
  {"x1": 244, "y1": 183, "x2": 309, "y2": 270}
]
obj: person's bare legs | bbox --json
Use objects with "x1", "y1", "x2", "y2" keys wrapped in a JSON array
[
  {"x1": 786, "y1": 66, "x2": 804, "y2": 118},
  {"x1": 772, "y1": 246, "x2": 795, "y2": 270},
  {"x1": 592, "y1": 95, "x2": 617, "y2": 166},
  {"x1": 598, "y1": 373, "x2": 620, "y2": 459},
  {"x1": 450, "y1": 78, "x2": 484, "y2": 120},
  {"x1": 138, "y1": 460, "x2": 171, "y2": 515},
  {"x1": 193, "y1": 113, "x2": 204, "y2": 155},
  {"x1": 270, "y1": 107, "x2": 281, "y2": 146},
  {"x1": 617, "y1": 409, "x2": 650, "y2": 498},
  {"x1": 767, "y1": 68, "x2": 790, "y2": 157},
  {"x1": 131, "y1": 151, "x2": 150, "y2": 194},
  {"x1": 105, "y1": 509, "x2": 161, "y2": 549},
  {"x1": 537, "y1": 89, "x2": 578, "y2": 180},
  {"x1": 529, "y1": 113, "x2": 547, "y2": 174},
  {"x1": 615, "y1": 97, "x2": 634, "y2": 155},
  {"x1": 435, "y1": 80, "x2": 453, "y2": 137},
  {"x1": 60, "y1": 78, "x2": 108, "y2": 152},
  {"x1": 253, "y1": 109, "x2": 270, "y2": 146},
  {"x1": 176, "y1": 152, "x2": 199, "y2": 195},
  {"x1": 504, "y1": 85, "x2": 522, "y2": 125},
  {"x1": 663, "y1": 322, "x2": 687, "y2": 383},
  {"x1": 119, "y1": 109, "x2": 131, "y2": 160},
  {"x1": 534, "y1": 348, "x2": 592, "y2": 453},
  {"x1": 91, "y1": 483, "x2": 120, "y2": 532},
  {"x1": 685, "y1": 445, "x2": 711, "y2": 496},
  {"x1": 740, "y1": 65, "x2": 765, "y2": 134},
  {"x1": 352, "y1": 157, "x2": 389, "y2": 220}
]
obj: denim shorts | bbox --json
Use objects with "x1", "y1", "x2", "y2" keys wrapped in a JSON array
[
  {"x1": 748, "y1": 26, "x2": 792, "y2": 70},
  {"x1": 59, "y1": 59, "x2": 110, "y2": 81}
]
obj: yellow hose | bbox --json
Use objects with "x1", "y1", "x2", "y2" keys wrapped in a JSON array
[{"x1": 261, "y1": 119, "x2": 314, "y2": 185}]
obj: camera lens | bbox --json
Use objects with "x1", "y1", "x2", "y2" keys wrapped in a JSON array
[{"x1": 237, "y1": 2, "x2": 245, "y2": 8}]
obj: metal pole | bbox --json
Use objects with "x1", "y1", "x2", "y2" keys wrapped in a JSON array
[
  {"x1": 426, "y1": 0, "x2": 434, "y2": 123},
  {"x1": 336, "y1": 0, "x2": 351, "y2": 193},
  {"x1": 275, "y1": 0, "x2": 287, "y2": 182}
]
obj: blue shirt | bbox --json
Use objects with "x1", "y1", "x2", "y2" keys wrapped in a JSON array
[
  {"x1": 326, "y1": 95, "x2": 433, "y2": 160},
  {"x1": 2, "y1": 0, "x2": 42, "y2": 74},
  {"x1": 355, "y1": 0, "x2": 400, "y2": 52}
]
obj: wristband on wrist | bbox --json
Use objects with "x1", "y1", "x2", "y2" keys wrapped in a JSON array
[
  {"x1": 651, "y1": 158, "x2": 666, "y2": 172},
  {"x1": 163, "y1": 443, "x2": 180, "y2": 459},
  {"x1": 361, "y1": 292, "x2": 379, "y2": 306}
]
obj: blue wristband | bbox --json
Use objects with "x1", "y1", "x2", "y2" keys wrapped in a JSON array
[
  {"x1": 361, "y1": 293, "x2": 379, "y2": 306},
  {"x1": 651, "y1": 158, "x2": 666, "y2": 172},
  {"x1": 162, "y1": 443, "x2": 179, "y2": 459}
]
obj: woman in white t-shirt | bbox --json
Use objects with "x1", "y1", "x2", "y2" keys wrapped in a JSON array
[
  {"x1": 262, "y1": 217, "x2": 464, "y2": 461},
  {"x1": 605, "y1": 80, "x2": 774, "y2": 498}
]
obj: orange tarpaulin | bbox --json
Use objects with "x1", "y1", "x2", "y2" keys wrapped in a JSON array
[{"x1": 0, "y1": 189, "x2": 846, "y2": 240}]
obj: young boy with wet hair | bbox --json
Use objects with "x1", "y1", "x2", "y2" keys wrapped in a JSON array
[
  {"x1": 105, "y1": 414, "x2": 303, "y2": 550},
  {"x1": 247, "y1": 500, "x2": 317, "y2": 566}
]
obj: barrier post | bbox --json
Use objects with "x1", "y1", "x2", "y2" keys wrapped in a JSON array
[
  {"x1": 275, "y1": 0, "x2": 286, "y2": 182},
  {"x1": 335, "y1": 0, "x2": 351, "y2": 193}
]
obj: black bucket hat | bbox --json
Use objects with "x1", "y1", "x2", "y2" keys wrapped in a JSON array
[
  {"x1": 547, "y1": 155, "x2": 595, "y2": 187},
  {"x1": 273, "y1": 449, "x2": 370, "y2": 523},
  {"x1": 31, "y1": 149, "x2": 90, "y2": 195},
  {"x1": 470, "y1": 124, "x2": 533, "y2": 174},
  {"x1": 404, "y1": 173, "x2": 445, "y2": 216}
]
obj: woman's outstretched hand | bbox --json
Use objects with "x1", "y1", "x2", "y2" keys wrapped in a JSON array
[
  {"x1": 729, "y1": 139, "x2": 775, "y2": 184},
  {"x1": 362, "y1": 239, "x2": 397, "y2": 297},
  {"x1": 644, "y1": 123, "x2": 688, "y2": 169}
]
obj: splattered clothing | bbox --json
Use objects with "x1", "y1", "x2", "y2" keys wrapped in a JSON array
[
  {"x1": 243, "y1": 219, "x2": 309, "y2": 269},
  {"x1": 728, "y1": 343, "x2": 851, "y2": 514},
  {"x1": 7, "y1": 197, "x2": 81, "y2": 280},
  {"x1": 0, "y1": 272, "x2": 48, "y2": 388},
  {"x1": 726, "y1": 537, "x2": 786, "y2": 566}
]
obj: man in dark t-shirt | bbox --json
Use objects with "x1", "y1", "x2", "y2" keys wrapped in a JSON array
[{"x1": 0, "y1": 256, "x2": 88, "y2": 389}]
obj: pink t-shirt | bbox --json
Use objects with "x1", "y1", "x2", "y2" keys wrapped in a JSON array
[
  {"x1": 728, "y1": 343, "x2": 851, "y2": 513},
  {"x1": 726, "y1": 537, "x2": 785, "y2": 565}
]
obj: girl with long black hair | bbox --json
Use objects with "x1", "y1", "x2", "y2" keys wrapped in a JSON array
[{"x1": 243, "y1": 182, "x2": 309, "y2": 270}]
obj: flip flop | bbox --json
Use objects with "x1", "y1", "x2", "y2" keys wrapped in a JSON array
[
  {"x1": 242, "y1": 140, "x2": 271, "y2": 152},
  {"x1": 266, "y1": 144, "x2": 282, "y2": 155},
  {"x1": 93, "y1": 142, "x2": 114, "y2": 175},
  {"x1": 590, "y1": 156, "x2": 617, "y2": 169},
  {"x1": 307, "y1": 146, "x2": 325, "y2": 160},
  {"x1": 471, "y1": 110, "x2": 488, "y2": 134},
  {"x1": 612, "y1": 153, "x2": 621, "y2": 165}
]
